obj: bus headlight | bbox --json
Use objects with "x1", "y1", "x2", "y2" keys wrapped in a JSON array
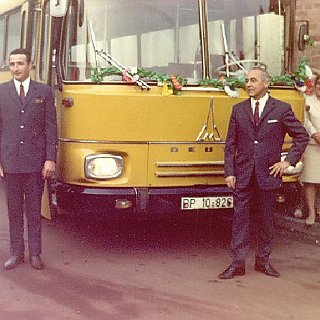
[
  {"x1": 281, "y1": 152, "x2": 303, "y2": 175},
  {"x1": 85, "y1": 154, "x2": 124, "y2": 179}
]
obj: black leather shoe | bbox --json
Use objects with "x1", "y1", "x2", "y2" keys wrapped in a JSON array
[
  {"x1": 254, "y1": 263, "x2": 280, "y2": 277},
  {"x1": 218, "y1": 265, "x2": 245, "y2": 279},
  {"x1": 4, "y1": 255, "x2": 24, "y2": 270},
  {"x1": 30, "y1": 256, "x2": 44, "y2": 270}
]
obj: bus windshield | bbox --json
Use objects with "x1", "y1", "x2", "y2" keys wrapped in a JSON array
[
  {"x1": 208, "y1": 0, "x2": 291, "y2": 78},
  {"x1": 61, "y1": 0, "x2": 291, "y2": 82}
]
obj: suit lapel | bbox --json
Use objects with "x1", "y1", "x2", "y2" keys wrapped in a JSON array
[
  {"x1": 7, "y1": 79, "x2": 38, "y2": 107},
  {"x1": 259, "y1": 97, "x2": 276, "y2": 124},
  {"x1": 8, "y1": 80, "x2": 22, "y2": 106},
  {"x1": 243, "y1": 99, "x2": 254, "y2": 124},
  {"x1": 243, "y1": 96, "x2": 275, "y2": 129},
  {"x1": 24, "y1": 80, "x2": 38, "y2": 106}
]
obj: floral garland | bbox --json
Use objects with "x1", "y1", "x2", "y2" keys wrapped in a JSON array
[
  {"x1": 303, "y1": 35, "x2": 315, "y2": 47},
  {"x1": 91, "y1": 57, "x2": 311, "y2": 97}
]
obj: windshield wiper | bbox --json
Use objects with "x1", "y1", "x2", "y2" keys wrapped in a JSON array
[{"x1": 89, "y1": 20, "x2": 150, "y2": 90}]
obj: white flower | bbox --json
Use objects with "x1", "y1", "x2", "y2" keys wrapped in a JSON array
[
  {"x1": 295, "y1": 84, "x2": 306, "y2": 92},
  {"x1": 305, "y1": 65, "x2": 313, "y2": 79},
  {"x1": 224, "y1": 85, "x2": 238, "y2": 98},
  {"x1": 129, "y1": 67, "x2": 138, "y2": 74}
]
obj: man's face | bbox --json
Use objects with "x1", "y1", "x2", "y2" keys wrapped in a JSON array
[
  {"x1": 245, "y1": 69, "x2": 269, "y2": 100},
  {"x1": 9, "y1": 54, "x2": 31, "y2": 82}
]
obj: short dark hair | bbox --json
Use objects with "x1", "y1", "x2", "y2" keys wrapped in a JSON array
[{"x1": 10, "y1": 48, "x2": 32, "y2": 64}]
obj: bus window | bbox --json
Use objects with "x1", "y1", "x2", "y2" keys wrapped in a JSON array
[
  {"x1": 39, "y1": 2, "x2": 51, "y2": 81},
  {"x1": 62, "y1": 0, "x2": 201, "y2": 82},
  {"x1": 0, "y1": 16, "x2": 4, "y2": 67},
  {"x1": 207, "y1": 0, "x2": 290, "y2": 78},
  {"x1": 31, "y1": 11, "x2": 37, "y2": 64},
  {"x1": 6, "y1": 10, "x2": 21, "y2": 65},
  {"x1": 20, "y1": 10, "x2": 26, "y2": 48}
]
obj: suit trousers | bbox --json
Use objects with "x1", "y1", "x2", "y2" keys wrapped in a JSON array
[
  {"x1": 4, "y1": 172, "x2": 44, "y2": 256},
  {"x1": 230, "y1": 174, "x2": 277, "y2": 267}
]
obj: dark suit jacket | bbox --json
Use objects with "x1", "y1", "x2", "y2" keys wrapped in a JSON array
[
  {"x1": 0, "y1": 79, "x2": 57, "y2": 173},
  {"x1": 224, "y1": 96, "x2": 309, "y2": 190}
]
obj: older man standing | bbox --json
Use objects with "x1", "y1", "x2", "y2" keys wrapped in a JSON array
[
  {"x1": 219, "y1": 67, "x2": 309, "y2": 279},
  {"x1": 0, "y1": 48, "x2": 57, "y2": 270}
]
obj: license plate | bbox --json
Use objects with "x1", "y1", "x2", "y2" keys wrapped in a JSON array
[{"x1": 181, "y1": 196, "x2": 233, "y2": 210}]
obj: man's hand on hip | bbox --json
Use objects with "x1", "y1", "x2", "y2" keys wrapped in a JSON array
[{"x1": 269, "y1": 160, "x2": 290, "y2": 177}]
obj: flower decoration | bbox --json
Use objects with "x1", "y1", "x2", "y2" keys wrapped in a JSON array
[
  {"x1": 91, "y1": 66, "x2": 122, "y2": 82},
  {"x1": 270, "y1": 74, "x2": 295, "y2": 86},
  {"x1": 91, "y1": 56, "x2": 315, "y2": 96},
  {"x1": 122, "y1": 68, "x2": 140, "y2": 83},
  {"x1": 293, "y1": 57, "x2": 314, "y2": 93},
  {"x1": 224, "y1": 85, "x2": 238, "y2": 98},
  {"x1": 161, "y1": 81, "x2": 173, "y2": 96},
  {"x1": 170, "y1": 76, "x2": 183, "y2": 91},
  {"x1": 304, "y1": 78, "x2": 314, "y2": 95},
  {"x1": 303, "y1": 35, "x2": 315, "y2": 47}
]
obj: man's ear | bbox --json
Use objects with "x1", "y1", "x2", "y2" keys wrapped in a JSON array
[{"x1": 264, "y1": 80, "x2": 270, "y2": 88}]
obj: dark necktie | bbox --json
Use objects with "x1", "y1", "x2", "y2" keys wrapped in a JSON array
[
  {"x1": 20, "y1": 83, "x2": 25, "y2": 104},
  {"x1": 254, "y1": 101, "x2": 259, "y2": 127}
]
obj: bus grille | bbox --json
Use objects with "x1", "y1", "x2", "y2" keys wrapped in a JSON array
[{"x1": 154, "y1": 161, "x2": 224, "y2": 178}]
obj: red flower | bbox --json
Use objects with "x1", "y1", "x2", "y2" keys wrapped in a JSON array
[{"x1": 170, "y1": 75, "x2": 183, "y2": 90}]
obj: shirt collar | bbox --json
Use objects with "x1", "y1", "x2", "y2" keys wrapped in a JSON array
[
  {"x1": 251, "y1": 93, "x2": 269, "y2": 109},
  {"x1": 13, "y1": 77, "x2": 31, "y2": 94}
]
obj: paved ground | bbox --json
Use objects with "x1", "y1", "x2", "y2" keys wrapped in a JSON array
[
  {"x1": 274, "y1": 211, "x2": 320, "y2": 244},
  {"x1": 0, "y1": 181, "x2": 319, "y2": 320}
]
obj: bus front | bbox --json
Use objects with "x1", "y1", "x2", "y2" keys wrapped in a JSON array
[{"x1": 51, "y1": 0, "x2": 303, "y2": 216}]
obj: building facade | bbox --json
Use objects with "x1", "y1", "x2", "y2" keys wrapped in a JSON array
[{"x1": 296, "y1": 0, "x2": 320, "y2": 71}]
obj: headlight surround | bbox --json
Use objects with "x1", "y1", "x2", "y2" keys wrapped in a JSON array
[
  {"x1": 281, "y1": 152, "x2": 303, "y2": 175},
  {"x1": 85, "y1": 154, "x2": 124, "y2": 179}
]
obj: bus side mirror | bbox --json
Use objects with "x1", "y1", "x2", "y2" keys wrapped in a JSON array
[
  {"x1": 298, "y1": 21, "x2": 309, "y2": 51},
  {"x1": 50, "y1": 0, "x2": 68, "y2": 17}
]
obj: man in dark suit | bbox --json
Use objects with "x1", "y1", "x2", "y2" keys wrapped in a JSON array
[
  {"x1": 0, "y1": 48, "x2": 57, "y2": 270},
  {"x1": 219, "y1": 67, "x2": 309, "y2": 279}
]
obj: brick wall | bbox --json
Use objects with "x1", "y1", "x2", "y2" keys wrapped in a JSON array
[{"x1": 296, "y1": 0, "x2": 320, "y2": 71}]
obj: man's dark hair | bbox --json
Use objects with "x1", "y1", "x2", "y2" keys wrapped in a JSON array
[{"x1": 10, "y1": 48, "x2": 32, "y2": 64}]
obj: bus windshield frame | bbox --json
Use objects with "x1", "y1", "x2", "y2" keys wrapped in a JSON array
[{"x1": 59, "y1": 0, "x2": 294, "y2": 83}]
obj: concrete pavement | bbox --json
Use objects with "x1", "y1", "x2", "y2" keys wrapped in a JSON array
[{"x1": 274, "y1": 211, "x2": 320, "y2": 244}]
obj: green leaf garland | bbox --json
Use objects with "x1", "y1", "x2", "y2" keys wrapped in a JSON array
[{"x1": 91, "y1": 57, "x2": 310, "y2": 90}]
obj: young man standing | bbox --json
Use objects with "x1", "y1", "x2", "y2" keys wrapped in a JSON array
[{"x1": 0, "y1": 48, "x2": 57, "y2": 270}]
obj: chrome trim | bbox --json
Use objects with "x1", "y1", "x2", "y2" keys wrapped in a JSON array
[
  {"x1": 156, "y1": 161, "x2": 224, "y2": 167},
  {"x1": 59, "y1": 138, "x2": 148, "y2": 144},
  {"x1": 59, "y1": 138, "x2": 225, "y2": 145},
  {"x1": 59, "y1": 137, "x2": 295, "y2": 145},
  {"x1": 198, "y1": 0, "x2": 210, "y2": 79},
  {"x1": 155, "y1": 171, "x2": 224, "y2": 177}
]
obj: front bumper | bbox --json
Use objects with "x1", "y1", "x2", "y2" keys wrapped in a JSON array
[
  {"x1": 55, "y1": 182, "x2": 232, "y2": 215},
  {"x1": 55, "y1": 181, "x2": 302, "y2": 216}
]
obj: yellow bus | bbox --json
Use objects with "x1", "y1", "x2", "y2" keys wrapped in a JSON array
[{"x1": 0, "y1": 0, "x2": 309, "y2": 218}]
